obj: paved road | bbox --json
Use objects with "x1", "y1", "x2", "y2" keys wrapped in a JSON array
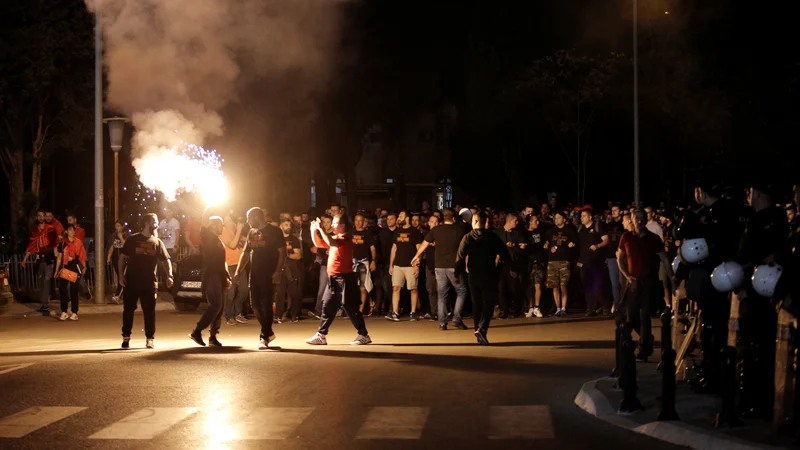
[{"x1": 0, "y1": 311, "x2": 683, "y2": 449}]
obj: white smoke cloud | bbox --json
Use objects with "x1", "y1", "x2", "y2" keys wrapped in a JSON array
[{"x1": 88, "y1": 0, "x2": 343, "y2": 200}]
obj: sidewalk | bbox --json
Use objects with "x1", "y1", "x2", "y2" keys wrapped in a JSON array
[
  {"x1": 0, "y1": 293, "x2": 176, "y2": 317},
  {"x1": 575, "y1": 345, "x2": 794, "y2": 449}
]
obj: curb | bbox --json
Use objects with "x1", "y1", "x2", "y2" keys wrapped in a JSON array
[
  {"x1": 574, "y1": 378, "x2": 783, "y2": 450},
  {"x1": 0, "y1": 300, "x2": 176, "y2": 317}
]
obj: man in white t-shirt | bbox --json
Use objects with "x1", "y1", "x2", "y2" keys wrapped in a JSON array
[
  {"x1": 159, "y1": 209, "x2": 181, "y2": 257},
  {"x1": 644, "y1": 206, "x2": 664, "y2": 241}
]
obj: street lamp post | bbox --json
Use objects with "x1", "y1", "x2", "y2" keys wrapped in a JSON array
[
  {"x1": 633, "y1": 0, "x2": 640, "y2": 206},
  {"x1": 93, "y1": 0, "x2": 104, "y2": 304},
  {"x1": 104, "y1": 117, "x2": 130, "y2": 221}
]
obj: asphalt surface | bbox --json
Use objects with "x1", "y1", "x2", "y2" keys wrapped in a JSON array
[{"x1": 0, "y1": 310, "x2": 685, "y2": 449}]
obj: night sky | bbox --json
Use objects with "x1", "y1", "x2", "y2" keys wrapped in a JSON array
[{"x1": 2, "y1": 0, "x2": 799, "y2": 238}]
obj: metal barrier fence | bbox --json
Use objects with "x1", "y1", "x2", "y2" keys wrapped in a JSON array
[{"x1": 0, "y1": 249, "x2": 192, "y2": 296}]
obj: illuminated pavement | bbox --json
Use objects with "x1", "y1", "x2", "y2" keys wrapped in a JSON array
[{"x1": 0, "y1": 311, "x2": 683, "y2": 449}]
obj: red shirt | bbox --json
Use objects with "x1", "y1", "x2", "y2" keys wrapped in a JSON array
[
  {"x1": 618, "y1": 230, "x2": 663, "y2": 278},
  {"x1": 73, "y1": 225, "x2": 86, "y2": 243},
  {"x1": 186, "y1": 218, "x2": 202, "y2": 246},
  {"x1": 320, "y1": 234, "x2": 354, "y2": 276},
  {"x1": 26, "y1": 224, "x2": 58, "y2": 254},
  {"x1": 60, "y1": 238, "x2": 87, "y2": 266}
]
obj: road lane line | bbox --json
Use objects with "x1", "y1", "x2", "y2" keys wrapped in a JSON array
[
  {"x1": 0, "y1": 406, "x2": 87, "y2": 438},
  {"x1": 488, "y1": 405, "x2": 555, "y2": 439},
  {"x1": 0, "y1": 363, "x2": 34, "y2": 375},
  {"x1": 88, "y1": 407, "x2": 199, "y2": 440},
  {"x1": 222, "y1": 407, "x2": 315, "y2": 440},
  {"x1": 355, "y1": 407, "x2": 430, "y2": 439}
]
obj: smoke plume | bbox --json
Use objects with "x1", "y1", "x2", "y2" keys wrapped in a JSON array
[{"x1": 88, "y1": 0, "x2": 343, "y2": 199}]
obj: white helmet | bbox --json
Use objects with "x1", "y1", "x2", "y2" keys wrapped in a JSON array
[
  {"x1": 752, "y1": 263, "x2": 783, "y2": 298},
  {"x1": 681, "y1": 238, "x2": 709, "y2": 264},
  {"x1": 459, "y1": 208, "x2": 472, "y2": 223},
  {"x1": 710, "y1": 261, "x2": 745, "y2": 292},
  {"x1": 671, "y1": 256, "x2": 681, "y2": 274}
]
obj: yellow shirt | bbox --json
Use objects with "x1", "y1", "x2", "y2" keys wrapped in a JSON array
[{"x1": 220, "y1": 227, "x2": 244, "y2": 267}]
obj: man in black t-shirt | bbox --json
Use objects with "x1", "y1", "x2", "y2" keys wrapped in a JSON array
[
  {"x1": 388, "y1": 211, "x2": 423, "y2": 321},
  {"x1": 495, "y1": 213, "x2": 526, "y2": 319},
  {"x1": 235, "y1": 207, "x2": 287, "y2": 350},
  {"x1": 352, "y1": 213, "x2": 377, "y2": 313},
  {"x1": 118, "y1": 213, "x2": 172, "y2": 349},
  {"x1": 523, "y1": 214, "x2": 547, "y2": 318},
  {"x1": 190, "y1": 216, "x2": 231, "y2": 347},
  {"x1": 373, "y1": 213, "x2": 397, "y2": 316},
  {"x1": 605, "y1": 203, "x2": 625, "y2": 308},
  {"x1": 577, "y1": 208, "x2": 609, "y2": 316},
  {"x1": 411, "y1": 208, "x2": 469, "y2": 330},
  {"x1": 544, "y1": 211, "x2": 578, "y2": 317},
  {"x1": 276, "y1": 218, "x2": 303, "y2": 323}
]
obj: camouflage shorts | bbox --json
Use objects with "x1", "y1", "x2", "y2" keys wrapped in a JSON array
[
  {"x1": 530, "y1": 262, "x2": 546, "y2": 285},
  {"x1": 546, "y1": 261, "x2": 571, "y2": 289}
]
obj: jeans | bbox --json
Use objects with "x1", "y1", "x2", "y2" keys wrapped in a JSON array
[
  {"x1": 122, "y1": 286, "x2": 157, "y2": 339},
  {"x1": 315, "y1": 266, "x2": 329, "y2": 315},
  {"x1": 195, "y1": 274, "x2": 224, "y2": 335},
  {"x1": 58, "y1": 262, "x2": 80, "y2": 314},
  {"x1": 317, "y1": 272, "x2": 368, "y2": 337},
  {"x1": 625, "y1": 273, "x2": 658, "y2": 355},
  {"x1": 37, "y1": 260, "x2": 54, "y2": 309},
  {"x1": 250, "y1": 280, "x2": 275, "y2": 340},
  {"x1": 606, "y1": 258, "x2": 622, "y2": 308},
  {"x1": 277, "y1": 270, "x2": 301, "y2": 320},
  {"x1": 111, "y1": 252, "x2": 123, "y2": 296},
  {"x1": 469, "y1": 277, "x2": 497, "y2": 335},
  {"x1": 580, "y1": 262, "x2": 606, "y2": 312},
  {"x1": 225, "y1": 265, "x2": 249, "y2": 319},
  {"x1": 498, "y1": 266, "x2": 522, "y2": 317},
  {"x1": 425, "y1": 267, "x2": 438, "y2": 317},
  {"x1": 435, "y1": 268, "x2": 467, "y2": 326}
]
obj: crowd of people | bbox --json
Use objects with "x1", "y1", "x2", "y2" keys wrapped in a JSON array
[{"x1": 20, "y1": 182, "x2": 800, "y2": 358}]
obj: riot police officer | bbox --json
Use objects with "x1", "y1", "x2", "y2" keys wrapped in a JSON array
[{"x1": 679, "y1": 183, "x2": 749, "y2": 393}]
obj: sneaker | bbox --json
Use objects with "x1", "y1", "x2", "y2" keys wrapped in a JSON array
[
  {"x1": 336, "y1": 309, "x2": 343, "y2": 317},
  {"x1": 274, "y1": 318, "x2": 283, "y2": 324},
  {"x1": 439, "y1": 324, "x2": 447, "y2": 331},
  {"x1": 291, "y1": 317, "x2": 300, "y2": 323},
  {"x1": 226, "y1": 318, "x2": 237, "y2": 326},
  {"x1": 146, "y1": 338, "x2": 155, "y2": 349},
  {"x1": 121, "y1": 337, "x2": 131, "y2": 349},
  {"x1": 410, "y1": 312, "x2": 419, "y2": 321},
  {"x1": 585, "y1": 310, "x2": 598, "y2": 318},
  {"x1": 475, "y1": 330, "x2": 489, "y2": 345},
  {"x1": 454, "y1": 321, "x2": 468, "y2": 330},
  {"x1": 350, "y1": 335, "x2": 372, "y2": 345},
  {"x1": 305, "y1": 332, "x2": 328, "y2": 345},
  {"x1": 189, "y1": 330, "x2": 206, "y2": 347},
  {"x1": 533, "y1": 307, "x2": 544, "y2": 318},
  {"x1": 386, "y1": 312, "x2": 400, "y2": 322},
  {"x1": 208, "y1": 335, "x2": 222, "y2": 347},
  {"x1": 308, "y1": 311, "x2": 321, "y2": 320},
  {"x1": 235, "y1": 314, "x2": 249, "y2": 324},
  {"x1": 258, "y1": 333, "x2": 277, "y2": 350},
  {"x1": 110, "y1": 296, "x2": 121, "y2": 304},
  {"x1": 42, "y1": 309, "x2": 51, "y2": 317},
  {"x1": 59, "y1": 312, "x2": 69, "y2": 321},
  {"x1": 69, "y1": 313, "x2": 78, "y2": 321},
  {"x1": 525, "y1": 307, "x2": 534, "y2": 318},
  {"x1": 423, "y1": 313, "x2": 432, "y2": 320}
]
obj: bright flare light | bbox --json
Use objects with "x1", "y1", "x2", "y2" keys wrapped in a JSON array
[{"x1": 132, "y1": 142, "x2": 229, "y2": 206}]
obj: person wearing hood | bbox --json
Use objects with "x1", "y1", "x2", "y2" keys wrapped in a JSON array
[{"x1": 455, "y1": 210, "x2": 510, "y2": 345}]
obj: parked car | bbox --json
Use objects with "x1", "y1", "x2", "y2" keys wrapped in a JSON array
[
  {"x1": 0, "y1": 264, "x2": 14, "y2": 313},
  {"x1": 171, "y1": 254, "x2": 205, "y2": 311}
]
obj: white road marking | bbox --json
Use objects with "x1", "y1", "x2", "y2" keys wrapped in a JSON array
[
  {"x1": 355, "y1": 407, "x2": 430, "y2": 439},
  {"x1": 88, "y1": 407, "x2": 199, "y2": 440},
  {"x1": 488, "y1": 405, "x2": 555, "y2": 439},
  {"x1": 0, "y1": 363, "x2": 34, "y2": 375},
  {"x1": 0, "y1": 406, "x2": 87, "y2": 438},
  {"x1": 222, "y1": 407, "x2": 315, "y2": 440}
]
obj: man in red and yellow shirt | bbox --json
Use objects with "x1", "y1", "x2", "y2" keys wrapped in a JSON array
[
  {"x1": 22, "y1": 211, "x2": 60, "y2": 315},
  {"x1": 305, "y1": 214, "x2": 372, "y2": 346}
]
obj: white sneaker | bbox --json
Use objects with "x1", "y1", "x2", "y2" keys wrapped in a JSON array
[
  {"x1": 305, "y1": 332, "x2": 327, "y2": 345},
  {"x1": 533, "y1": 307, "x2": 543, "y2": 318},
  {"x1": 146, "y1": 339, "x2": 154, "y2": 349},
  {"x1": 235, "y1": 314, "x2": 249, "y2": 324},
  {"x1": 59, "y1": 312, "x2": 69, "y2": 321},
  {"x1": 349, "y1": 335, "x2": 372, "y2": 345},
  {"x1": 525, "y1": 307, "x2": 534, "y2": 318},
  {"x1": 493, "y1": 305, "x2": 500, "y2": 319},
  {"x1": 69, "y1": 313, "x2": 78, "y2": 321}
]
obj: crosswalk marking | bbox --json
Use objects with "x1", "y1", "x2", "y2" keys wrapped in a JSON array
[
  {"x1": 488, "y1": 405, "x2": 555, "y2": 439},
  {"x1": 0, "y1": 407, "x2": 87, "y2": 438},
  {"x1": 356, "y1": 407, "x2": 430, "y2": 440},
  {"x1": 88, "y1": 407, "x2": 199, "y2": 440},
  {"x1": 223, "y1": 407, "x2": 315, "y2": 440}
]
